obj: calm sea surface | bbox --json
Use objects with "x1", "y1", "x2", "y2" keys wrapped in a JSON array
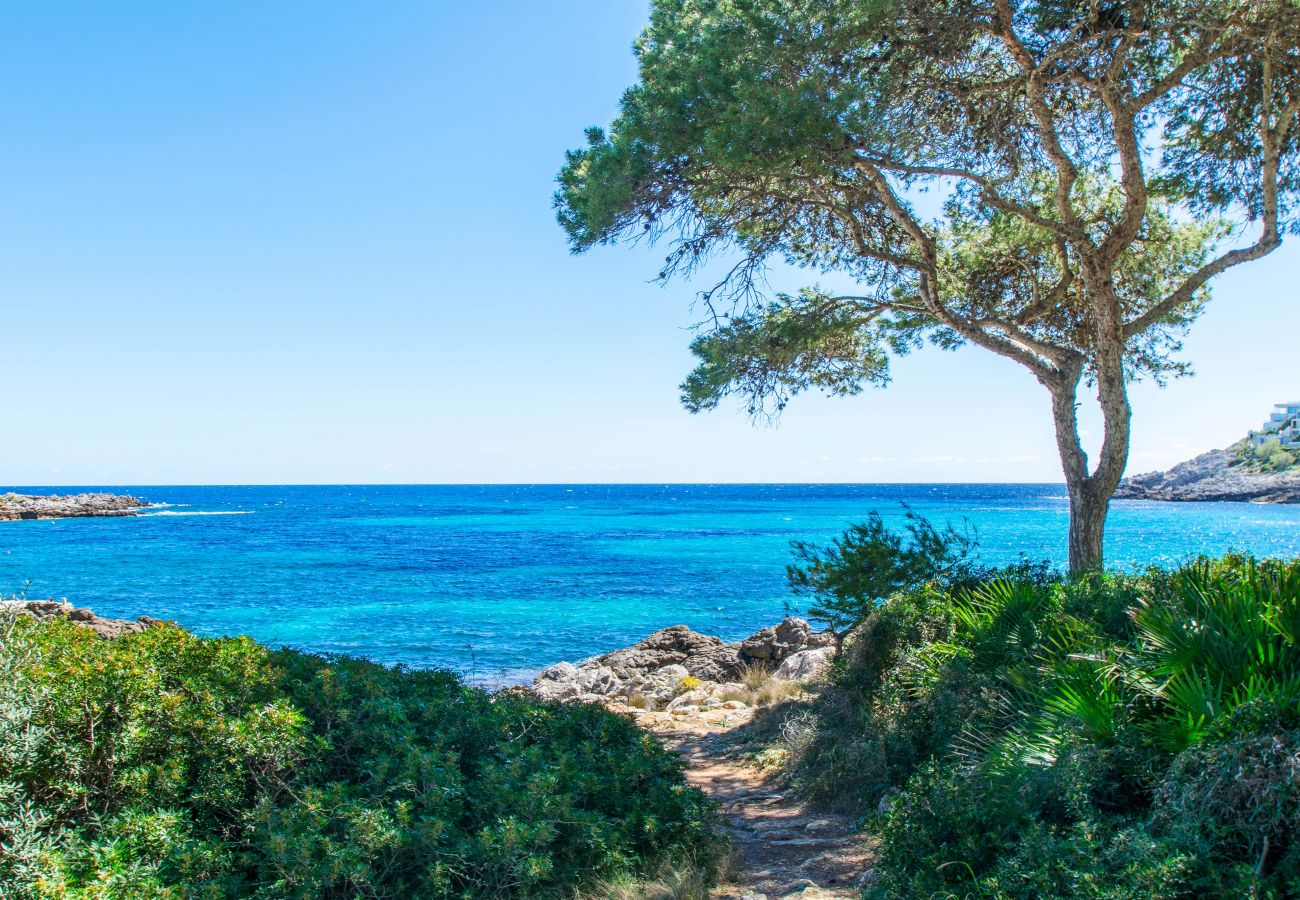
[{"x1": 4, "y1": 484, "x2": 1299, "y2": 680}]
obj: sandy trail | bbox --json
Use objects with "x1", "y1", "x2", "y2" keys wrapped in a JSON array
[{"x1": 623, "y1": 704, "x2": 875, "y2": 900}]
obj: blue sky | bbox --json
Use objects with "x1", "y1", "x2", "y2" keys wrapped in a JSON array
[{"x1": 3, "y1": 2, "x2": 1296, "y2": 486}]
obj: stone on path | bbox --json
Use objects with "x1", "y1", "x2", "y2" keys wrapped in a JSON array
[{"x1": 640, "y1": 695, "x2": 875, "y2": 899}]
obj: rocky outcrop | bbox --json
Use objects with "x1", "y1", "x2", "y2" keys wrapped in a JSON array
[
  {"x1": 0, "y1": 492, "x2": 151, "y2": 521},
  {"x1": 739, "y1": 617, "x2": 836, "y2": 665},
  {"x1": 1, "y1": 599, "x2": 167, "y2": 639},
  {"x1": 595, "y1": 624, "x2": 740, "y2": 684},
  {"x1": 1116, "y1": 446, "x2": 1300, "y2": 503},
  {"x1": 531, "y1": 617, "x2": 836, "y2": 706},
  {"x1": 775, "y1": 646, "x2": 836, "y2": 682}
]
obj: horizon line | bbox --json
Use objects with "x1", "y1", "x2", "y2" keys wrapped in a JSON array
[{"x1": 5, "y1": 480, "x2": 1072, "y2": 489}]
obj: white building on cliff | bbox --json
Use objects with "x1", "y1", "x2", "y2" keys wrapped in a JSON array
[{"x1": 1249, "y1": 402, "x2": 1300, "y2": 450}]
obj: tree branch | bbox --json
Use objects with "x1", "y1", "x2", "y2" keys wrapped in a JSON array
[
  {"x1": 852, "y1": 151, "x2": 1081, "y2": 239},
  {"x1": 1124, "y1": 53, "x2": 1288, "y2": 338},
  {"x1": 991, "y1": 0, "x2": 1087, "y2": 238}
]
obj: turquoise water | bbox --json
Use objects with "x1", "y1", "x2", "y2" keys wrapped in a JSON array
[{"x1": 3, "y1": 484, "x2": 1299, "y2": 680}]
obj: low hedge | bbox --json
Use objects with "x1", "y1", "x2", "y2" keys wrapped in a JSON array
[{"x1": 0, "y1": 614, "x2": 717, "y2": 898}]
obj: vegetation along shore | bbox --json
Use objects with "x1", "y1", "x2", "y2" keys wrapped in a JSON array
[
  {"x1": 0, "y1": 492, "x2": 150, "y2": 521},
  {"x1": 0, "y1": 598, "x2": 719, "y2": 898},
  {"x1": 6, "y1": 508, "x2": 1300, "y2": 898}
]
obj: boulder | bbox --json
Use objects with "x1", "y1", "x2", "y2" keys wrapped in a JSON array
[
  {"x1": 532, "y1": 661, "x2": 621, "y2": 702},
  {"x1": 635, "y1": 663, "x2": 692, "y2": 702},
  {"x1": 775, "y1": 647, "x2": 835, "y2": 682},
  {"x1": 681, "y1": 643, "x2": 743, "y2": 682},
  {"x1": 739, "y1": 617, "x2": 836, "y2": 666},
  {"x1": 597, "y1": 625, "x2": 727, "y2": 681},
  {"x1": 666, "y1": 686, "x2": 715, "y2": 711},
  {"x1": 529, "y1": 618, "x2": 836, "y2": 706}
]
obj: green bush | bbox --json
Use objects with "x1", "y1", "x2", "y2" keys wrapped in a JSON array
[
  {"x1": 787, "y1": 505, "x2": 982, "y2": 638},
  {"x1": 0, "y1": 614, "x2": 718, "y2": 898},
  {"x1": 1235, "y1": 437, "x2": 1298, "y2": 473},
  {"x1": 770, "y1": 519, "x2": 1300, "y2": 897}
]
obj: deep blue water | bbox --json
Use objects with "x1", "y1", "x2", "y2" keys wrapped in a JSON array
[{"x1": 4, "y1": 484, "x2": 1300, "y2": 680}]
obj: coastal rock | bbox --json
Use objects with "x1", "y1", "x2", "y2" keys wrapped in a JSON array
[
  {"x1": 739, "y1": 617, "x2": 835, "y2": 667},
  {"x1": 1, "y1": 599, "x2": 166, "y2": 639},
  {"x1": 637, "y1": 663, "x2": 692, "y2": 701},
  {"x1": 529, "y1": 618, "x2": 838, "y2": 706},
  {"x1": 682, "y1": 644, "x2": 743, "y2": 682},
  {"x1": 598, "y1": 625, "x2": 735, "y2": 682},
  {"x1": 1116, "y1": 445, "x2": 1300, "y2": 503},
  {"x1": 775, "y1": 647, "x2": 835, "y2": 682},
  {"x1": 0, "y1": 492, "x2": 150, "y2": 522},
  {"x1": 532, "y1": 661, "x2": 621, "y2": 702},
  {"x1": 666, "y1": 686, "x2": 716, "y2": 711}
]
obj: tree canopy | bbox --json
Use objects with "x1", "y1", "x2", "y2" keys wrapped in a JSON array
[{"x1": 557, "y1": 0, "x2": 1300, "y2": 570}]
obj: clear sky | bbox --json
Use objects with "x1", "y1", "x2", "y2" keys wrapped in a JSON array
[{"x1": 3, "y1": 2, "x2": 1296, "y2": 486}]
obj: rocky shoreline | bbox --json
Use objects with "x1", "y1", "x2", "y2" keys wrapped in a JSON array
[
  {"x1": 0, "y1": 599, "x2": 168, "y2": 638},
  {"x1": 531, "y1": 616, "x2": 836, "y2": 709},
  {"x1": 1116, "y1": 446, "x2": 1300, "y2": 503},
  {"x1": 5, "y1": 598, "x2": 836, "y2": 706},
  {"x1": 4, "y1": 600, "x2": 859, "y2": 897},
  {"x1": 0, "y1": 492, "x2": 151, "y2": 521}
]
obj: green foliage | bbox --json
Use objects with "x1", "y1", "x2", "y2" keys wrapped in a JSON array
[
  {"x1": 786, "y1": 506, "x2": 982, "y2": 636},
  {"x1": 679, "y1": 289, "x2": 892, "y2": 418},
  {"x1": 779, "y1": 550, "x2": 1300, "y2": 898},
  {"x1": 555, "y1": 0, "x2": 1297, "y2": 412},
  {"x1": 1236, "y1": 437, "x2": 1299, "y2": 473},
  {"x1": 0, "y1": 615, "x2": 718, "y2": 898}
]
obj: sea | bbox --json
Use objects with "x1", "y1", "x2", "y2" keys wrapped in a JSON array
[{"x1": 4, "y1": 483, "x2": 1299, "y2": 682}]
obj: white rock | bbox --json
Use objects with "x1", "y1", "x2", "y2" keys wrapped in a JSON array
[
  {"x1": 636, "y1": 663, "x2": 692, "y2": 701},
  {"x1": 666, "y1": 686, "x2": 715, "y2": 710},
  {"x1": 774, "y1": 647, "x2": 835, "y2": 682},
  {"x1": 531, "y1": 662, "x2": 622, "y2": 702}
]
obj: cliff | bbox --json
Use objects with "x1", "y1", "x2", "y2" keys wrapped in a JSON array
[{"x1": 1116, "y1": 443, "x2": 1300, "y2": 503}]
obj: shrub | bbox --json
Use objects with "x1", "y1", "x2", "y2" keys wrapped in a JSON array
[
  {"x1": 0, "y1": 613, "x2": 718, "y2": 898},
  {"x1": 763, "y1": 532, "x2": 1300, "y2": 897},
  {"x1": 1236, "y1": 437, "x2": 1299, "y2": 473},
  {"x1": 1156, "y1": 708, "x2": 1300, "y2": 882},
  {"x1": 675, "y1": 675, "x2": 702, "y2": 695},
  {"x1": 787, "y1": 505, "x2": 980, "y2": 637}
]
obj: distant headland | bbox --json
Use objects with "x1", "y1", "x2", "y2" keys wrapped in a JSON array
[
  {"x1": 1118, "y1": 402, "x2": 1300, "y2": 504},
  {"x1": 0, "y1": 492, "x2": 150, "y2": 521}
]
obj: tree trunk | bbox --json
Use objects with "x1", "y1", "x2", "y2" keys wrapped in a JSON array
[
  {"x1": 1066, "y1": 481, "x2": 1108, "y2": 574},
  {"x1": 1047, "y1": 356, "x2": 1130, "y2": 574}
]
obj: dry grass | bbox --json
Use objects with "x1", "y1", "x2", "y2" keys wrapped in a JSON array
[
  {"x1": 720, "y1": 663, "x2": 808, "y2": 708},
  {"x1": 625, "y1": 691, "x2": 655, "y2": 710},
  {"x1": 739, "y1": 661, "x2": 773, "y2": 691},
  {"x1": 576, "y1": 848, "x2": 734, "y2": 900},
  {"x1": 749, "y1": 678, "x2": 806, "y2": 707},
  {"x1": 716, "y1": 685, "x2": 749, "y2": 703}
]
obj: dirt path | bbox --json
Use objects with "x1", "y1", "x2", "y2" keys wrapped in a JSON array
[{"x1": 620, "y1": 704, "x2": 876, "y2": 900}]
